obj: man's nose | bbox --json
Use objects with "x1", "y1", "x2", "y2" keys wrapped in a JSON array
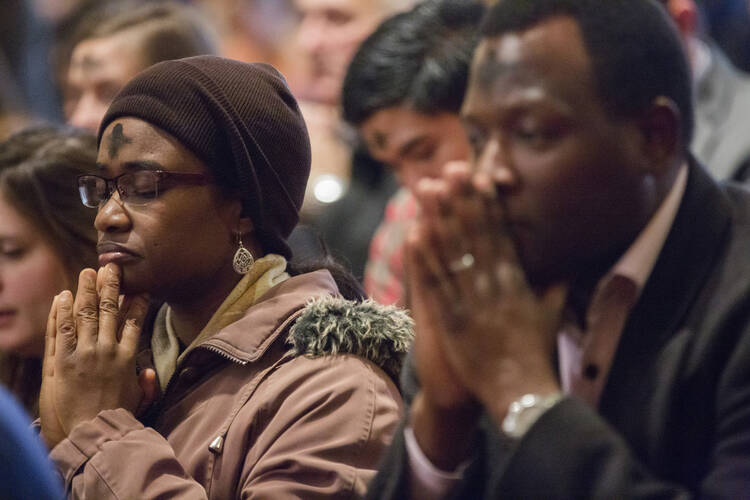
[
  {"x1": 68, "y1": 94, "x2": 106, "y2": 133},
  {"x1": 400, "y1": 165, "x2": 423, "y2": 194},
  {"x1": 297, "y1": 15, "x2": 327, "y2": 55},
  {"x1": 476, "y1": 136, "x2": 516, "y2": 188}
]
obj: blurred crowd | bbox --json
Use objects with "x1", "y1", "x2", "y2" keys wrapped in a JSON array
[
  {"x1": 0, "y1": 0, "x2": 419, "y2": 281},
  {"x1": 3, "y1": 0, "x2": 750, "y2": 279}
]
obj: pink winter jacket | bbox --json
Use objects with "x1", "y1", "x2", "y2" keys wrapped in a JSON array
[{"x1": 48, "y1": 269, "x2": 412, "y2": 499}]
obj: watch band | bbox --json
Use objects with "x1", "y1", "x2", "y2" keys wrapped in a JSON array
[{"x1": 501, "y1": 392, "x2": 563, "y2": 439}]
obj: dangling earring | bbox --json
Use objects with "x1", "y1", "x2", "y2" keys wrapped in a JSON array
[{"x1": 233, "y1": 234, "x2": 254, "y2": 274}]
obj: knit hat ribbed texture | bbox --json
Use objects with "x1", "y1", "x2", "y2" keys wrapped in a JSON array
[{"x1": 98, "y1": 56, "x2": 311, "y2": 259}]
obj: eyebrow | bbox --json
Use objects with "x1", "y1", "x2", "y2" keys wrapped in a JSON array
[
  {"x1": 462, "y1": 85, "x2": 573, "y2": 125},
  {"x1": 95, "y1": 160, "x2": 165, "y2": 173},
  {"x1": 398, "y1": 135, "x2": 430, "y2": 158},
  {"x1": 373, "y1": 131, "x2": 388, "y2": 150},
  {"x1": 80, "y1": 55, "x2": 102, "y2": 73},
  {"x1": 69, "y1": 54, "x2": 101, "y2": 73},
  {"x1": 0, "y1": 235, "x2": 22, "y2": 245}
]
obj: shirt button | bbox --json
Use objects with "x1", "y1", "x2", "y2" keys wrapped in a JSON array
[{"x1": 583, "y1": 364, "x2": 599, "y2": 380}]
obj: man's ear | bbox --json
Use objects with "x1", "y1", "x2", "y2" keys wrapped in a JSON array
[{"x1": 639, "y1": 96, "x2": 683, "y2": 175}]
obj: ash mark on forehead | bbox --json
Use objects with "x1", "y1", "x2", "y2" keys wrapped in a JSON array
[
  {"x1": 108, "y1": 123, "x2": 132, "y2": 159},
  {"x1": 478, "y1": 56, "x2": 517, "y2": 89},
  {"x1": 80, "y1": 54, "x2": 101, "y2": 72},
  {"x1": 373, "y1": 131, "x2": 387, "y2": 150}
]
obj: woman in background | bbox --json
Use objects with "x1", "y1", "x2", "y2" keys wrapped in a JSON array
[{"x1": 0, "y1": 126, "x2": 98, "y2": 415}]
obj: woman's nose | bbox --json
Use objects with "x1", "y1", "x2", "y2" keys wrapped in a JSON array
[{"x1": 94, "y1": 192, "x2": 132, "y2": 234}]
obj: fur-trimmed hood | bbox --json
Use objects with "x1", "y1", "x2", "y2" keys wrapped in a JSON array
[{"x1": 287, "y1": 296, "x2": 414, "y2": 381}]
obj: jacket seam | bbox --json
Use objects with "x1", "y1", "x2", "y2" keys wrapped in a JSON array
[
  {"x1": 88, "y1": 460, "x2": 120, "y2": 499},
  {"x1": 347, "y1": 357, "x2": 379, "y2": 498}
]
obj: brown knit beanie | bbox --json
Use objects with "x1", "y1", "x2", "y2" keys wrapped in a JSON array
[{"x1": 98, "y1": 56, "x2": 311, "y2": 259}]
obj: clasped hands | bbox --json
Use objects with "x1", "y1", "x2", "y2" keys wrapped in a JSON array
[
  {"x1": 39, "y1": 263, "x2": 157, "y2": 450},
  {"x1": 406, "y1": 162, "x2": 566, "y2": 468}
]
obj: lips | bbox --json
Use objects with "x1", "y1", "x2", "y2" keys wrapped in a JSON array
[
  {"x1": 96, "y1": 241, "x2": 140, "y2": 267},
  {"x1": 0, "y1": 309, "x2": 16, "y2": 328}
]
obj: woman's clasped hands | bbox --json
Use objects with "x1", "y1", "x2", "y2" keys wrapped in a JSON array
[{"x1": 39, "y1": 263, "x2": 156, "y2": 449}]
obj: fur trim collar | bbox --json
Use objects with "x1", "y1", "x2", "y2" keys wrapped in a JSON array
[{"x1": 287, "y1": 297, "x2": 414, "y2": 380}]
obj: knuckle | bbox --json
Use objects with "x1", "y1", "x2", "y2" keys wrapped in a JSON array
[
  {"x1": 76, "y1": 304, "x2": 99, "y2": 323},
  {"x1": 99, "y1": 296, "x2": 119, "y2": 315},
  {"x1": 102, "y1": 281, "x2": 120, "y2": 295},
  {"x1": 124, "y1": 317, "x2": 142, "y2": 331},
  {"x1": 99, "y1": 343, "x2": 118, "y2": 358},
  {"x1": 77, "y1": 344, "x2": 96, "y2": 357},
  {"x1": 58, "y1": 321, "x2": 76, "y2": 337}
]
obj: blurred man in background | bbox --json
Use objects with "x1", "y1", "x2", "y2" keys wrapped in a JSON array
[
  {"x1": 341, "y1": 0, "x2": 484, "y2": 304},
  {"x1": 290, "y1": 0, "x2": 415, "y2": 279},
  {"x1": 295, "y1": 0, "x2": 412, "y2": 105},
  {"x1": 662, "y1": 0, "x2": 750, "y2": 181},
  {"x1": 63, "y1": 2, "x2": 217, "y2": 132}
]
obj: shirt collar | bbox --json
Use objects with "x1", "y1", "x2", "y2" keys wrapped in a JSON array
[{"x1": 602, "y1": 163, "x2": 688, "y2": 298}]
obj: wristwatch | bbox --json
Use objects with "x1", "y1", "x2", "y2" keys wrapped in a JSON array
[{"x1": 501, "y1": 392, "x2": 563, "y2": 439}]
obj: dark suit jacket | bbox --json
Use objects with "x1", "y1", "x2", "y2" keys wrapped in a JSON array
[{"x1": 367, "y1": 161, "x2": 750, "y2": 499}]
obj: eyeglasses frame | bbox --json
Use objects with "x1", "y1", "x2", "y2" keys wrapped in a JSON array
[{"x1": 77, "y1": 170, "x2": 210, "y2": 208}]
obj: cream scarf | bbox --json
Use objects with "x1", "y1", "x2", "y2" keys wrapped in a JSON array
[{"x1": 151, "y1": 254, "x2": 289, "y2": 391}]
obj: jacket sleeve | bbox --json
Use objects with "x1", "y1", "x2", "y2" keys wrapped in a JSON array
[
  {"x1": 48, "y1": 355, "x2": 403, "y2": 500},
  {"x1": 368, "y1": 324, "x2": 750, "y2": 500},
  {"x1": 495, "y1": 314, "x2": 750, "y2": 500},
  {"x1": 237, "y1": 354, "x2": 403, "y2": 499},
  {"x1": 49, "y1": 409, "x2": 209, "y2": 499},
  {"x1": 499, "y1": 306, "x2": 750, "y2": 499},
  {"x1": 496, "y1": 398, "x2": 689, "y2": 498}
]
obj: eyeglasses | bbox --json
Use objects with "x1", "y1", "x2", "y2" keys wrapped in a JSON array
[{"x1": 77, "y1": 170, "x2": 210, "y2": 208}]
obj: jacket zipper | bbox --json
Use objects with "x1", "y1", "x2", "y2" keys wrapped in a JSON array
[
  {"x1": 200, "y1": 344, "x2": 248, "y2": 365},
  {"x1": 150, "y1": 309, "x2": 304, "y2": 424},
  {"x1": 148, "y1": 344, "x2": 248, "y2": 425},
  {"x1": 162, "y1": 344, "x2": 247, "y2": 395}
]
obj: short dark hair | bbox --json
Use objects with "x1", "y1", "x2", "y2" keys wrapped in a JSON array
[
  {"x1": 480, "y1": 0, "x2": 694, "y2": 144},
  {"x1": 342, "y1": 0, "x2": 485, "y2": 125},
  {"x1": 0, "y1": 125, "x2": 98, "y2": 278},
  {"x1": 83, "y1": 2, "x2": 218, "y2": 67}
]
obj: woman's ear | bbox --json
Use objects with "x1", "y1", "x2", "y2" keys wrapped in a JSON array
[
  {"x1": 218, "y1": 196, "x2": 252, "y2": 233},
  {"x1": 237, "y1": 215, "x2": 254, "y2": 236}
]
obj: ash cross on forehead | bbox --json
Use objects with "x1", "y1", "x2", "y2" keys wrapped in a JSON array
[{"x1": 108, "y1": 123, "x2": 133, "y2": 159}]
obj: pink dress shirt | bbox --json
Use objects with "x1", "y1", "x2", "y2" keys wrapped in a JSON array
[
  {"x1": 406, "y1": 165, "x2": 689, "y2": 499},
  {"x1": 364, "y1": 188, "x2": 416, "y2": 305}
]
